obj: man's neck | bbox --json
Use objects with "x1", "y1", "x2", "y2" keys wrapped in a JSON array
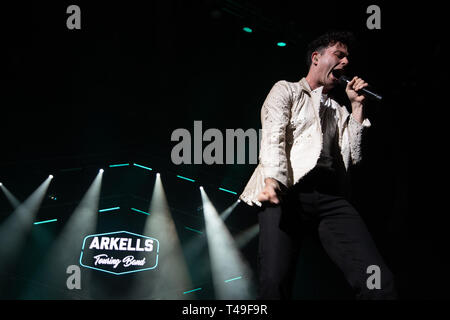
[{"x1": 305, "y1": 74, "x2": 330, "y2": 94}]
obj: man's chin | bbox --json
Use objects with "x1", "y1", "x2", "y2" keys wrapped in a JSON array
[{"x1": 323, "y1": 81, "x2": 336, "y2": 92}]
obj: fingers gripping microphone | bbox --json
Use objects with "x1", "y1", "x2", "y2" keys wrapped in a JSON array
[{"x1": 339, "y1": 75, "x2": 383, "y2": 101}]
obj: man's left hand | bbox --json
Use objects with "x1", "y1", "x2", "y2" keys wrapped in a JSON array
[
  {"x1": 346, "y1": 76, "x2": 368, "y2": 123},
  {"x1": 346, "y1": 76, "x2": 369, "y2": 108}
]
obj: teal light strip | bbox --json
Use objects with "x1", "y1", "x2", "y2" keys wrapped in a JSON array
[
  {"x1": 184, "y1": 226, "x2": 203, "y2": 234},
  {"x1": 109, "y1": 163, "x2": 129, "y2": 167},
  {"x1": 218, "y1": 187, "x2": 237, "y2": 195},
  {"x1": 277, "y1": 41, "x2": 287, "y2": 47},
  {"x1": 133, "y1": 163, "x2": 153, "y2": 171},
  {"x1": 99, "y1": 207, "x2": 120, "y2": 212},
  {"x1": 242, "y1": 27, "x2": 252, "y2": 33},
  {"x1": 183, "y1": 288, "x2": 202, "y2": 294},
  {"x1": 176, "y1": 175, "x2": 195, "y2": 182},
  {"x1": 130, "y1": 208, "x2": 150, "y2": 216},
  {"x1": 34, "y1": 218, "x2": 58, "y2": 225},
  {"x1": 224, "y1": 276, "x2": 242, "y2": 283}
]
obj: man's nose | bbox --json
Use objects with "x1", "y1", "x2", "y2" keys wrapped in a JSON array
[{"x1": 341, "y1": 57, "x2": 349, "y2": 66}]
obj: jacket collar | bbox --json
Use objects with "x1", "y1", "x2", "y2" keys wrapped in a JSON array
[
  {"x1": 299, "y1": 77, "x2": 324, "y2": 97},
  {"x1": 299, "y1": 77, "x2": 324, "y2": 108}
]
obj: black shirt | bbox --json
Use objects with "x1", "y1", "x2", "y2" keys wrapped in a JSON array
[{"x1": 316, "y1": 95, "x2": 339, "y2": 173}]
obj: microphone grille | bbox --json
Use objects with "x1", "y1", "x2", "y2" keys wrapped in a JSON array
[
  {"x1": 338, "y1": 75, "x2": 351, "y2": 86},
  {"x1": 339, "y1": 75, "x2": 350, "y2": 83}
]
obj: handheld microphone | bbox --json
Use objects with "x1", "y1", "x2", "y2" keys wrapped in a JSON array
[{"x1": 339, "y1": 75, "x2": 383, "y2": 101}]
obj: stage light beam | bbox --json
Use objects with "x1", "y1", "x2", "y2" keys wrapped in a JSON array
[
  {"x1": 200, "y1": 188, "x2": 255, "y2": 299},
  {"x1": 35, "y1": 170, "x2": 104, "y2": 298},
  {"x1": 137, "y1": 174, "x2": 193, "y2": 299},
  {"x1": 0, "y1": 183, "x2": 21, "y2": 209},
  {"x1": 235, "y1": 224, "x2": 260, "y2": 248},
  {"x1": 219, "y1": 200, "x2": 240, "y2": 221},
  {"x1": 0, "y1": 175, "x2": 53, "y2": 275}
]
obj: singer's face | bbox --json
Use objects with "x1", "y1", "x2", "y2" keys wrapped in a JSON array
[{"x1": 314, "y1": 42, "x2": 349, "y2": 90}]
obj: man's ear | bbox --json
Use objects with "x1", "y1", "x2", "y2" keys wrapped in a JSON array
[{"x1": 311, "y1": 51, "x2": 320, "y2": 65}]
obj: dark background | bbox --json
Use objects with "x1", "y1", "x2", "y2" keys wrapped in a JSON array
[{"x1": 0, "y1": 0, "x2": 444, "y2": 299}]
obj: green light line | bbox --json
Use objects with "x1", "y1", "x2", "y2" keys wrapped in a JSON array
[
  {"x1": 176, "y1": 175, "x2": 195, "y2": 182},
  {"x1": 133, "y1": 163, "x2": 153, "y2": 171},
  {"x1": 184, "y1": 226, "x2": 203, "y2": 234},
  {"x1": 109, "y1": 163, "x2": 130, "y2": 167},
  {"x1": 242, "y1": 27, "x2": 252, "y2": 33},
  {"x1": 130, "y1": 208, "x2": 151, "y2": 216},
  {"x1": 183, "y1": 288, "x2": 202, "y2": 294},
  {"x1": 99, "y1": 207, "x2": 120, "y2": 212},
  {"x1": 224, "y1": 276, "x2": 242, "y2": 283},
  {"x1": 34, "y1": 219, "x2": 58, "y2": 225},
  {"x1": 218, "y1": 187, "x2": 237, "y2": 195}
]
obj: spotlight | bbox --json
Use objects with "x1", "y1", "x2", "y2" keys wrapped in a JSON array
[
  {"x1": 37, "y1": 170, "x2": 103, "y2": 294},
  {"x1": 0, "y1": 183, "x2": 20, "y2": 208},
  {"x1": 99, "y1": 169, "x2": 104, "y2": 173},
  {"x1": 49, "y1": 175, "x2": 54, "y2": 179},
  {"x1": 157, "y1": 173, "x2": 160, "y2": 176},
  {"x1": 200, "y1": 186, "x2": 203, "y2": 189},
  {"x1": 219, "y1": 199, "x2": 240, "y2": 221},
  {"x1": 0, "y1": 175, "x2": 53, "y2": 274},
  {"x1": 141, "y1": 171, "x2": 193, "y2": 298},
  {"x1": 201, "y1": 189, "x2": 255, "y2": 299},
  {"x1": 237, "y1": 199, "x2": 241, "y2": 203}
]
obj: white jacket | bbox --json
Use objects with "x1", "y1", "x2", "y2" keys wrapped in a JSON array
[{"x1": 239, "y1": 78, "x2": 371, "y2": 207}]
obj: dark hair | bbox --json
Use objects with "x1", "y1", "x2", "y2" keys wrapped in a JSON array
[{"x1": 305, "y1": 31, "x2": 355, "y2": 67}]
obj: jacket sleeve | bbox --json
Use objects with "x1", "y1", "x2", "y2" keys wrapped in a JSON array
[
  {"x1": 347, "y1": 113, "x2": 371, "y2": 165},
  {"x1": 259, "y1": 81, "x2": 292, "y2": 187}
]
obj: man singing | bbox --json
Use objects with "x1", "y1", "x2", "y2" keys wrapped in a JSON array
[{"x1": 239, "y1": 31, "x2": 397, "y2": 299}]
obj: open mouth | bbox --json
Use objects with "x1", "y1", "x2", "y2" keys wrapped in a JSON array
[{"x1": 330, "y1": 68, "x2": 345, "y2": 81}]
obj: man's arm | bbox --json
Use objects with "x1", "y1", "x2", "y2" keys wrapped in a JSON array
[
  {"x1": 256, "y1": 81, "x2": 292, "y2": 204},
  {"x1": 345, "y1": 76, "x2": 371, "y2": 164}
]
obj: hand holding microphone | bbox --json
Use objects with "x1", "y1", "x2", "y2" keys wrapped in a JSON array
[
  {"x1": 335, "y1": 74, "x2": 382, "y2": 123},
  {"x1": 339, "y1": 75, "x2": 383, "y2": 101},
  {"x1": 345, "y1": 76, "x2": 369, "y2": 106}
]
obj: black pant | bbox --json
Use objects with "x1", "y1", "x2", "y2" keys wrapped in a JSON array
[{"x1": 257, "y1": 172, "x2": 397, "y2": 300}]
